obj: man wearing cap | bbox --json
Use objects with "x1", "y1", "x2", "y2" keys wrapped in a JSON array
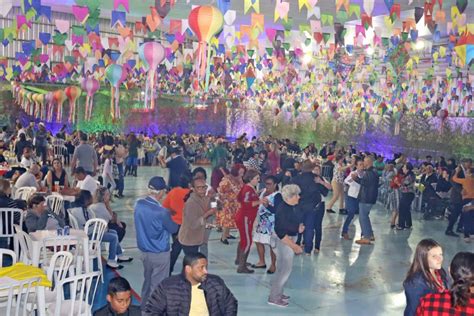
[{"x1": 134, "y1": 176, "x2": 179, "y2": 309}]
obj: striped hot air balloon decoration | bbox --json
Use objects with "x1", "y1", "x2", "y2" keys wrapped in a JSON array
[{"x1": 188, "y1": 5, "x2": 224, "y2": 92}]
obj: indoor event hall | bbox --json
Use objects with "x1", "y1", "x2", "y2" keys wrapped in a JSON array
[{"x1": 0, "y1": 0, "x2": 473, "y2": 315}]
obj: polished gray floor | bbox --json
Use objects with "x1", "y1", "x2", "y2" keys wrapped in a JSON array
[{"x1": 111, "y1": 166, "x2": 472, "y2": 315}]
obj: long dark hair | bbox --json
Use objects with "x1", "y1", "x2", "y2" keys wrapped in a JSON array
[
  {"x1": 404, "y1": 239, "x2": 446, "y2": 290},
  {"x1": 449, "y1": 252, "x2": 474, "y2": 307}
]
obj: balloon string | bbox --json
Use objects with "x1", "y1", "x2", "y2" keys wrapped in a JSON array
[
  {"x1": 150, "y1": 72, "x2": 155, "y2": 110},
  {"x1": 144, "y1": 75, "x2": 149, "y2": 109},
  {"x1": 111, "y1": 86, "x2": 115, "y2": 120},
  {"x1": 115, "y1": 86, "x2": 120, "y2": 119},
  {"x1": 200, "y1": 42, "x2": 207, "y2": 85},
  {"x1": 205, "y1": 42, "x2": 212, "y2": 92}
]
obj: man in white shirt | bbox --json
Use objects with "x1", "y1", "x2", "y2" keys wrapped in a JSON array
[
  {"x1": 341, "y1": 158, "x2": 364, "y2": 240},
  {"x1": 61, "y1": 167, "x2": 98, "y2": 196},
  {"x1": 20, "y1": 147, "x2": 37, "y2": 169},
  {"x1": 75, "y1": 167, "x2": 98, "y2": 196}
]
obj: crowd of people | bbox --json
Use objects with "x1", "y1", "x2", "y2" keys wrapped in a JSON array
[{"x1": 0, "y1": 120, "x2": 473, "y2": 314}]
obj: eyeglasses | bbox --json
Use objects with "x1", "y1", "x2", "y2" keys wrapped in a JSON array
[{"x1": 195, "y1": 185, "x2": 208, "y2": 189}]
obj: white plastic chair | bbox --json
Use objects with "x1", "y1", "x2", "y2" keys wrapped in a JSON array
[
  {"x1": 46, "y1": 195, "x2": 65, "y2": 217},
  {"x1": 0, "y1": 276, "x2": 40, "y2": 316},
  {"x1": 40, "y1": 236, "x2": 80, "y2": 271},
  {"x1": 26, "y1": 251, "x2": 74, "y2": 313},
  {"x1": 84, "y1": 218, "x2": 107, "y2": 282},
  {"x1": 67, "y1": 209, "x2": 80, "y2": 230},
  {"x1": 0, "y1": 249, "x2": 17, "y2": 267},
  {"x1": 47, "y1": 271, "x2": 100, "y2": 316},
  {"x1": 52, "y1": 138, "x2": 67, "y2": 163},
  {"x1": 14, "y1": 187, "x2": 37, "y2": 201},
  {"x1": 0, "y1": 208, "x2": 23, "y2": 257},
  {"x1": 14, "y1": 226, "x2": 34, "y2": 266}
]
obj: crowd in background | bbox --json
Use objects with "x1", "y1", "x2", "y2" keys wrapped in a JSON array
[{"x1": 1, "y1": 120, "x2": 473, "y2": 314}]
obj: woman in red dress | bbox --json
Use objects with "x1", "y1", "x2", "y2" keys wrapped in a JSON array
[{"x1": 235, "y1": 169, "x2": 263, "y2": 274}]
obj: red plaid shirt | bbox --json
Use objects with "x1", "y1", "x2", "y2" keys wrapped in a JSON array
[{"x1": 416, "y1": 292, "x2": 474, "y2": 316}]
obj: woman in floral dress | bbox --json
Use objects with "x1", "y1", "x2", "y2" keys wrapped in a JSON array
[
  {"x1": 216, "y1": 163, "x2": 245, "y2": 244},
  {"x1": 252, "y1": 175, "x2": 282, "y2": 274}
]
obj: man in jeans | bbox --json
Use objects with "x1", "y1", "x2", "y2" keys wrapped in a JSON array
[
  {"x1": 135, "y1": 176, "x2": 179, "y2": 309},
  {"x1": 352, "y1": 156, "x2": 379, "y2": 245}
]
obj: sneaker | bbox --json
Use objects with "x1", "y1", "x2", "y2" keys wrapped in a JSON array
[
  {"x1": 227, "y1": 235, "x2": 237, "y2": 240},
  {"x1": 281, "y1": 294, "x2": 290, "y2": 300},
  {"x1": 106, "y1": 261, "x2": 124, "y2": 269},
  {"x1": 445, "y1": 231, "x2": 459, "y2": 237},
  {"x1": 341, "y1": 233, "x2": 350, "y2": 240},
  {"x1": 268, "y1": 298, "x2": 289, "y2": 307},
  {"x1": 464, "y1": 237, "x2": 471, "y2": 243},
  {"x1": 117, "y1": 255, "x2": 133, "y2": 263},
  {"x1": 313, "y1": 248, "x2": 320, "y2": 254},
  {"x1": 355, "y1": 239, "x2": 372, "y2": 245},
  {"x1": 304, "y1": 252, "x2": 311, "y2": 256},
  {"x1": 326, "y1": 209, "x2": 336, "y2": 214},
  {"x1": 220, "y1": 238, "x2": 229, "y2": 245}
]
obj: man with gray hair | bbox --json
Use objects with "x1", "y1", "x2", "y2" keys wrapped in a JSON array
[
  {"x1": 134, "y1": 176, "x2": 179, "y2": 309},
  {"x1": 351, "y1": 155, "x2": 379, "y2": 245}
]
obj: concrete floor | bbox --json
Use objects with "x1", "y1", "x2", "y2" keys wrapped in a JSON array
[{"x1": 99, "y1": 166, "x2": 472, "y2": 315}]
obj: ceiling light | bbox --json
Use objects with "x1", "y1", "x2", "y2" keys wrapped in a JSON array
[
  {"x1": 415, "y1": 41, "x2": 424, "y2": 50},
  {"x1": 302, "y1": 53, "x2": 312, "y2": 65}
]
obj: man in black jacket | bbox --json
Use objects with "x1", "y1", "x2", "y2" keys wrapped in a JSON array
[
  {"x1": 352, "y1": 156, "x2": 379, "y2": 245},
  {"x1": 292, "y1": 160, "x2": 330, "y2": 255},
  {"x1": 144, "y1": 253, "x2": 238, "y2": 316}
]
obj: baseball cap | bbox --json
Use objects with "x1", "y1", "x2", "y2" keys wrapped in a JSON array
[{"x1": 148, "y1": 176, "x2": 167, "y2": 191}]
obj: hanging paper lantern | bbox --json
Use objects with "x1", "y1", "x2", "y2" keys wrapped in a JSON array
[
  {"x1": 44, "y1": 92, "x2": 53, "y2": 121},
  {"x1": 437, "y1": 109, "x2": 449, "y2": 132},
  {"x1": 32, "y1": 94, "x2": 45, "y2": 119},
  {"x1": 138, "y1": 42, "x2": 165, "y2": 111},
  {"x1": 81, "y1": 77, "x2": 100, "y2": 120},
  {"x1": 377, "y1": 102, "x2": 388, "y2": 115},
  {"x1": 65, "y1": 86, "x2": 82, "y2": 123},
  {"x1": 51, "y1": 90, "x2": 66, "y2": 122},
  {"x1": 105, "y1": 64, "x2": 124, "y2": 121},
  {"x1": 188, "y1": 5, "x2": 224, "y2": 91},
  {"x1": 437, "y1": 109, "x2": 449, "y2": 119},
  {"x1": 456, "y1": 0, "x2": 468, "y2": 14}
]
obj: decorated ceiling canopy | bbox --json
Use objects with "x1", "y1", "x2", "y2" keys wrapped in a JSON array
[{"x1": 0, "y1": 0, "x2": 473, "y2": 123}]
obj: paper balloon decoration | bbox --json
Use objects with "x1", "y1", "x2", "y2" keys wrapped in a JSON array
[
  {"x1": 188, "y1": 5, "x2": 224, "y2": 91},
  {"x1": 32, "y1": 93, "x2": 45, "y2": 119},
  {"x1": 65, "y1": 86, "x2": 82, "y2": 123},
  {"x1": 51, "y1": 90, "x2": 66, "y2": 122},
  {"x1": 105, "y1": 64, "x2": 124, "y2": 120},
  {"x1": 82, "y1": 77, "x2": 100, "y2": 120},
  {"x1": 138, "y1": 42, "x2": 165, "y2": 111}
]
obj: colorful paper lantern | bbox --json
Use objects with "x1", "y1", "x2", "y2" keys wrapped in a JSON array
[
  {"x1": 51, "y1": 90, "x2": 66, "y2": 122},
  {"x1": 105, "y1": 64, "x2": 124, "y2": 120},
  {"x1": 65, "y1": 86, "x2": 82, "y2": 123},
  {"x1": 138, "y1": 42, "x2": 165, "y2": 111},
  {"x1": 81, "y1": 76, "x2": 100, "y2": 120},
  {"x1": 188, "y1": 5, "x2": 224, "y2": 91}
]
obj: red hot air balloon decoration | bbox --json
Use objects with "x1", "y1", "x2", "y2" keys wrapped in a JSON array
[{"x1": 188, "y1": 5, "x2": 224, "y2": 92}]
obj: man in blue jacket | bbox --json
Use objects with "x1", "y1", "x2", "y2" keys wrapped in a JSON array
[{"x1": 135, "y1": 176, "x2": 179, "y2": 309}]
